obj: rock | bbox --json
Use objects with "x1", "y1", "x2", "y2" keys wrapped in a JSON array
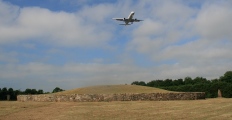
[
  {"x1": 218, "y1": 89, "x2": 222, "y2": 98},
  {"x1": 17, "y1": 92, "x2": 205, "y2": 102}
]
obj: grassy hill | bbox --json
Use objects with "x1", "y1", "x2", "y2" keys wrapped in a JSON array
[{"x1": 54, "y1": 85, "x2": 173, "y2": 95}]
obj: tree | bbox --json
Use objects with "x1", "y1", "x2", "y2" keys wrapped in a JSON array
[
  {"x1": 0, "y1": 88, "x2": 2, "y2": 100},
  {"x1": 131, "y1": 72, "x2": 232, "y2": 98},
  {"x1": 220, "y1": 71, "x2": 232, "y2": 83},
  {"x1": 131, "y1": 81, "x2": 140, "y2": 85},
  {"x1": 52, "y1": 87, "x2": 64, "y2": 93},
  {"x1": 211, "y1": 79, "x2": 219, "y2": 83},
  {"x1": 184, "y1": 77, "x2": 193, "y2": 85},
  {"x1": 131, "y1": 81, "x2": 146, "y2": 86},
  {"x1": 193, "y1": 77, "x2": 208, "y2": 84},
  {"x1": 24, "y1": 88, "x2": 32, "y2": 94},
  {"x1": 38, "y1": 89, "x2": 44, "y2": 94},
  {"x1": 138, "y1": 81, "x2": 146, "y2": 86},
  {"x1": 164, "y1": 79, "x2": 173, "y2": 86},
  {"x1": 1, "y1": 87, "x2": 8, "y2": 100},
  {"x1": 8, "y1": 88, "x2": 14, "y2": 100},
  {"x1": 155, "y1": 80, "x2": 166, "y2": 87},
  {"x1": 208, "y1": 82, "x2": 219, "y2": 98},
  {"x1": 173, "y1": 79, "x2": 184, "y2": 86},
  {"x1": 13, "y1": 90, "x2": 21, "y2": 100},
  {"x1": 31, "y1": 89, "x2": 37, "y2": 94},
  {"x1": 8, "y1": 88, "x2": 14, "y2": 95}
]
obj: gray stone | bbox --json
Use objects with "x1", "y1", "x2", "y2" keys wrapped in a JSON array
[{"x1": 17, "y1": 92, "x2": 205, "y2": 102}]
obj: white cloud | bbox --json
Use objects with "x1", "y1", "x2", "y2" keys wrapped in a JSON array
[
  {"x1": 0, "y1": 62, "x2": 155, "y2": 91},
  {"x1": 78, "y1": 3, "x2": 114, "y2": 23},
  {"x1": 126, "y1": 0, "x2": 232, "y2": 80},
  {"x1": 133, "y1": 19, "x2": 163, "y2": 37},
  {"x1": 0, "y1": 1, "x2": 113, "y2": 47},
  {"x1": 128, "y1": 1, "x2": 197, "y2": 56},
  {"x1": 1, "y1": 60, "x2": 230, "y2": 91},
  {"x1": 0, "y1": 50, "x2": 19, "y2": 63},
  {"x1": 0, "y1": 0, "x2": 20, "y2": 24},
  {"x1": 195, "y1": 3, "x2": 232, "y2": 40}
]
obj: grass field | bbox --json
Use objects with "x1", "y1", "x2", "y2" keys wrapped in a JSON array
[
  {"x1": 54, "y1": 85, "x2": 172, "y2": 95},
  {"x1": 1, "y1": 98, "x2": 232, "y2": 120}
]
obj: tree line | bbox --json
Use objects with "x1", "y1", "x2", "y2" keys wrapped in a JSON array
[
  {"x1": 131, "y1": 71, "x2": 232, "y2": 98},
  {"x1": 0, "y1": 87, "x2": 64, "y2": 101}
]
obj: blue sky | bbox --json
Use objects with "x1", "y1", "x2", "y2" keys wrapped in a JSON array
[{"x1": 1, "y1": 0, "x2": 232, "y2": 92}]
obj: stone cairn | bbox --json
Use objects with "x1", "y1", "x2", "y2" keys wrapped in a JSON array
[
  {"x1": 17, "y1": 92, "x2": 205, "y2": 102},
  {"x1": 218, "y1": 89, "x2": 222, "y2": 98}
]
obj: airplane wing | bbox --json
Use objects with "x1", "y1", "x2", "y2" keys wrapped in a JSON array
[
  {"x1": 132, "y1": 19, "x2": 143, "y2": 22},
  {"x1": 119, "y1": 24, "x2": 131, "y2": 25},
  {"x1": 112, "y1": 18, "x2": 127, "y2": 21}
]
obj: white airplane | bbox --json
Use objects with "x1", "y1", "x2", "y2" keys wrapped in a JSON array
[{"x1": 112, "y1": 11, "x2": 143, "y2": 25}]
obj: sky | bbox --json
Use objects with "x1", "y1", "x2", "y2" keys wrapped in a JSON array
[{"x1": 1, "y1": 0, "x2": 232, "y2": 92}]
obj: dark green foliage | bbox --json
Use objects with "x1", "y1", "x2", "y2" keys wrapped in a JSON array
[
  {"x1": 24, "y1": 88, "x2": 32, "y2": 94},
  {"x1": 131, "y1": 81, "x2": 146, "y2": 86},
  {"x1": 1, "y1": 87, "x2": 8, "y2": 100},
  {"x1": 220, "y1": 71, "x2": 232, "y2": 83},
  {"x1": 173, "y1": 79, "x2": 184, "y2": 86},
  {"x1": 0, "y1": 87, "x2": 18, "y2": 100},
  {"x1": 37, "y1": 89, "x2": 44, "y2": 94},
  {"x1": 52, "y1": 87, "x2": 64, "y2": 93},
  {"x1": 184, "y1": 77, "x2": 194, "y2": 85},
  {"x1": 146, "y1": 80, "x2": 166, "y2": 87},
  {"x1": 0, "y1": 87, "x2": 53, "y2": 100},
  {"x1": 164, "y1": 79, "x2": 173, "y2": 86},
  {"x1": 132, "y1": 71, "x2": 232, "y2": 98}
]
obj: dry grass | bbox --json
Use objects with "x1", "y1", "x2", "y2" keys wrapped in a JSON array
[
  {"x1": 1, "y1": 98, "x2": 232, "y2": 120},
  {"x1": 0, "y1": 102, "x2": 53, "y2": 119},
  {"x1": 54, "y1": 85, "x2": 172, "y2": 95}
]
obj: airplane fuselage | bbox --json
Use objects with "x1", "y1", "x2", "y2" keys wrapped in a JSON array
[
  {"x1": 125, "y1": 12, "x2": 135, "y2": 24},
  {"x1": 112, "y1": 11, "x2": 142, "y2": 25}
]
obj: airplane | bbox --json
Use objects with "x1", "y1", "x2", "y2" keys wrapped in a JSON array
[{"x1": 112, "y1": 11, "x2": 143, "y2": 25}]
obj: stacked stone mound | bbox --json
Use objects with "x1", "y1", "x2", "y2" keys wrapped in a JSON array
[{"x1": 17, "y1": 92, "x2": 205, "y2": 102}]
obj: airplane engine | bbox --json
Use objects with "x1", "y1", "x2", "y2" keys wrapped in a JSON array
[{"x1": 135, "y1": 18, "x2": 137, "y2": 21}]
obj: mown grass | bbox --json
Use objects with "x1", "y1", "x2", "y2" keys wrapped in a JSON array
[
  {"x1": 59, "y1": 98, "x2": 232, "y2": 120},
  {"x1": 54, "y1": 85, "x2": 172, "y2": 95},
  {"x1": 1, "y1": 98, "x2": 232, "y2": 120},
  {"x1": 0, "y1": 101, "x2": 52, "y2": 117}
]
